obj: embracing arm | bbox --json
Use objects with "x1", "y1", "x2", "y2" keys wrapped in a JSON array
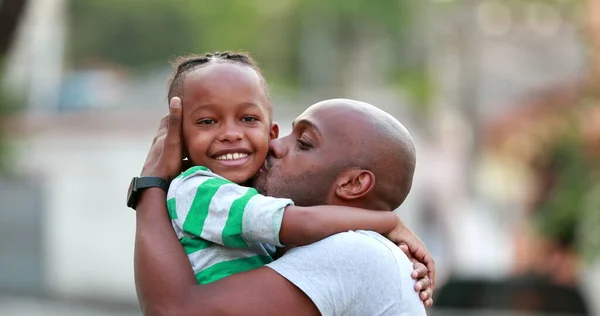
[
  {"x1": 280, "y1": 205, "x2": 398, "y2": 246},
  {"x1": 134, "y1": 187, "x2": 195, "y2": 315},
  {"x1": 134, "y1": 188, "x2": 319, "y2": 316}
]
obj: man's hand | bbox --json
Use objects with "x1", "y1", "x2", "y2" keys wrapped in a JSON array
[
  {"x1": 385, "y1": 217, "x2": 435, "y2": 307},
  {"x1": 141, "y1": 97, "x2": 185, "y2": 180}
]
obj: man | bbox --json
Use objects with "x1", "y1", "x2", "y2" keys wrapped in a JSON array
[{"x1": 134, "y1": 98, "x2": 434, "y2": 315}]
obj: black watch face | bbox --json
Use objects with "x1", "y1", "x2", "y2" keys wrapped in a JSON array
[{"x1": 127, "y1": 178, "x2": 137, "y2": 208}]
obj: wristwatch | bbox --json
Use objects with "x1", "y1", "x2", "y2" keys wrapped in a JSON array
[{"x1": 126, "y1": 176, "x2": 169, "y2": 210}]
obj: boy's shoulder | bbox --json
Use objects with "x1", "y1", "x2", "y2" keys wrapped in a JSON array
[
  {"x1": 176, "y1": 165, "x2": 221, "y2": 180},
  {"x1": 169, "y1": 165, "x2": 257, "y2": 195}
]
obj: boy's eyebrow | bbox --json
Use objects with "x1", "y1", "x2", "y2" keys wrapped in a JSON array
[
  {"x1": 189, "y1": 103, "x2": 213, "y2": 115},
  {"x1": 189, "y1": 102, "x2": 262, "y2": 115},
  {"x1": 238, "y1": 102, "x2": 261, "y2": 110},
  {"x1": 292, "y1": 119, "x2": 322, "y2": 137}
]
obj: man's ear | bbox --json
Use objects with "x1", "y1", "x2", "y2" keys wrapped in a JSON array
[
  {"x1": 334, "y1": 168, "x2": 375, "y2": 201},
  {"x1": 270, "y1": 122, "x2": 279, "y2": 140}
]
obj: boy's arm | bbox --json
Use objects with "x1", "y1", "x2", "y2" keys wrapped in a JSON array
[
  {"x1": 279, "y1": 205, "x2": 397, "y2": 245},
  {"x1": 170, "y1": 169, "x2": 292, "y2": 248}
]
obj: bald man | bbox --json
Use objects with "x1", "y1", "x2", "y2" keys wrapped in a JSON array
[{"x1": 135, "y1": 99, "x2": 432, "y2": 315}]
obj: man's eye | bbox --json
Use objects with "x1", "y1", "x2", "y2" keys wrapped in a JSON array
[
  {"x1": 296, "y1": 139, "x2": 313, "y2": 150},
  {"x1": 197, "y1": 118, "x2": 215, "y2": 125},
  {"x1": 241, "y1": 116, "x2": 259, "y2": 122}
]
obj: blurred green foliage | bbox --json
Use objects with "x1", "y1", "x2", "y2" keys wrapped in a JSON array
[
  {"x1": 68, "y1": 0, "x2": 428, "y2": 105},
  {"x1": 0, "y1": 56, "x2": 7, "y2": 175},
  {"x1": 531, "y1": 115, "x2": 600, "y2": 262},
  {"x1": 0, "y1": 56, "x2": 18, "y2": 176}
]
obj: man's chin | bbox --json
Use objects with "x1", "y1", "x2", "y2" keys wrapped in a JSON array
[{"x1": 251, "y1": 172, "x2": 268, "y2": 194}]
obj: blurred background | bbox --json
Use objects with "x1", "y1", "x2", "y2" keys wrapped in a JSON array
[{"x1": 0, "y1": 0, "x2": 598, "y2": 315}]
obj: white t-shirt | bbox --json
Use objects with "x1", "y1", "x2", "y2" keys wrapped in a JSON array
[{"x1": 267, "y1": 230, "x2": 427, "y2": 316}]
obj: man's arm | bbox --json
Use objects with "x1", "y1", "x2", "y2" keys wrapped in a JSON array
[{"x1": 135, "y1": 187, "x2": 319, "y2": 316}]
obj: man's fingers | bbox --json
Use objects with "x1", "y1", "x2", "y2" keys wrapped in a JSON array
[
  {"x1": 165, "y1": 97, "x2": 183, "y2": 149},
  {"x1": 168, "y1": 97, "x2": 182, "y2": 126}
]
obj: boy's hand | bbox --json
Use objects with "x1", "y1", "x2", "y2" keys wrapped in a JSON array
[
  {"x1": 406, "y1": 255, "x2": 434, "y2": 307},
  {"x1": 141, "y1": 97, "x2": 185, "y2": 181},
  {"x1": 385, "y1": 218, "x2": 435, "y2": 307}
]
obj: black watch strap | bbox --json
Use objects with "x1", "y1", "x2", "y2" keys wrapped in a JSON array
[
  {"x1": 135, "y1": 177, "x2": 169, "y2": 191},
  {"x1": 127, "y1": 176, "x2": 169, "y2": 210}
]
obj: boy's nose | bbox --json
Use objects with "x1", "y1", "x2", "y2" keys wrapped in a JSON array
[{"x1": 219, "y1": 128, "x2": 243, "y2": 142}]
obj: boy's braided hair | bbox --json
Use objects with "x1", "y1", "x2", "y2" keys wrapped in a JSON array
[{"x1": 167, "y1": 51, "x2": 271, "y2": 114}]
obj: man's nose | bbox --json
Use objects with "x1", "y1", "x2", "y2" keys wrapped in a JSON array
[
  {"x1": 218, "y1": 121, "x2": 243, "y2": 143},
  {"x1": 269, "y1": 137, "x2": 287, "y2": 158}
]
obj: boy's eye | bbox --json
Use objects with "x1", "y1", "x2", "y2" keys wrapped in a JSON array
[
  {"x1": 197, "y1": 118, "x2": 216, "y2": 125},
  {"x1": 241, "y1": 116, "x2": 259, "y2": 122}
]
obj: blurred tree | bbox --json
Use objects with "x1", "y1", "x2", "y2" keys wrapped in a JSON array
[
  {"x1": 482, "y1": 0, "x2": 598, "y2": 265},
  {"x1": 0, "y1": 0, "x2": 29, "y2": 175},
  {"x1": 0, "y1": 0, "x2": 28, "y2": 54},
  {"x1": 68, "y1": 0, "x2": 429, "y2": 106},
  {"x1": 530, "y1": 123, "x2": 600, "y2": 262}
]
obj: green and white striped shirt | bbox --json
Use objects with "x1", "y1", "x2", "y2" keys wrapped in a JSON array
[{"x1": 167, "y1": 166, "x2": 293, "y2": 284}]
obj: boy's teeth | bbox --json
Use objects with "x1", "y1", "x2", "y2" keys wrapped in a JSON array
[{"x1": 216, "y1": 153, "x2": 248, "y2": 160}]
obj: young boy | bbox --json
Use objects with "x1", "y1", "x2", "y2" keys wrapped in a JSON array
[{"x1": 166, "y1": 52, "x2": 429, "y2": 285}]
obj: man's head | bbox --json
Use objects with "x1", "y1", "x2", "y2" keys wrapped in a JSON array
[
  {"x1": 167, "y1": 52, "x2": 278, "y2": 184},
  {"x1": 253, "y1": 99, "x2": 416, "y2": 210}
]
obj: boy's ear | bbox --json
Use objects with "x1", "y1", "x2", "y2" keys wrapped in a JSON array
[{"x1": 270, "y1": 122, "x2": 279, "y2": 139}]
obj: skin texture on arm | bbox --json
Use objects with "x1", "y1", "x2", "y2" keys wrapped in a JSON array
[
  {"x1": 134, "y1": 187, "x2": 195, "y2": 315},
  {"x1": 281, "y1": 205, "x2": 404, "y2": 246}
]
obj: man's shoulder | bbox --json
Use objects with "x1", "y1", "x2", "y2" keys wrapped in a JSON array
[
  {"x1": 268, "y1": 230, "x2": 426, "y2": 315},
  {"x1": 302, "y1": 230, "x2": 418, "y2": 290},
  {"x1": 293, "y1": 230, "x2": 412, "y2": 273},
  {"x1": 314, "y1": 230, "x2": 403, "y2": 257}
]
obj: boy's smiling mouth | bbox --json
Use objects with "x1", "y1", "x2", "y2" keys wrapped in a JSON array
[
  {"x1": 210, "y1": 148, "x2": 253, "y2": 167},
  {"x1": 215, "y1": 152, "x2": 248, "y2": 160}
]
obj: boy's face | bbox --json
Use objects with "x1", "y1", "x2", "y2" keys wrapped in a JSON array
[{"x1": 181, "y1": 62, "x2": 277, "y2": 183}]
